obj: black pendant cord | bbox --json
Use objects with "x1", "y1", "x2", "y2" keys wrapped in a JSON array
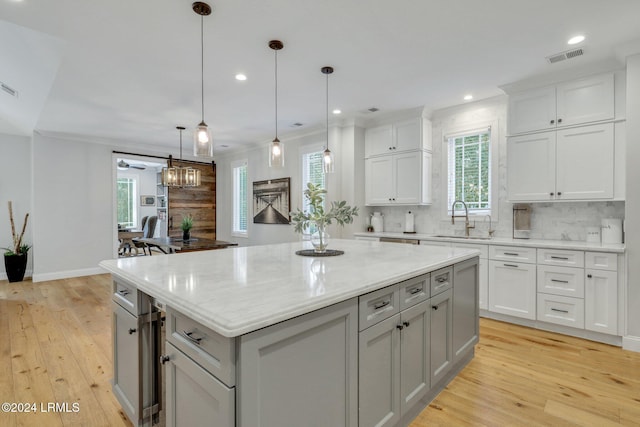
[
  {"x1": 274, "y1": 49, "x2": 278, "y2": 141},
  {"x1": 325, "y1": 71, "x2": 329, "y2": 150},
  {"x1": 200, "y1": 14, "x2": 205, "y2": 123}
]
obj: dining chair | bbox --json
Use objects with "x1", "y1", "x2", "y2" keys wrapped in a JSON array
[{"x1": 134, "y1": 215, "x2": 157, "y2": 255}]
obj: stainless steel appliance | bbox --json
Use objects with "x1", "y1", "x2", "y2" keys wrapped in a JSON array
[{"x1": 379, "y1": 237, "x2": 420, "y2": 245}]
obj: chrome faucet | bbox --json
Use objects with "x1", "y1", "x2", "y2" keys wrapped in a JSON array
[{"x1": 451, "y1": 200, "x2": 475, "y2": 237}]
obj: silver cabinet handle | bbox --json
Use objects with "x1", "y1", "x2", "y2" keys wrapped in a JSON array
[
  {"x1": 551, "y1": 308, "x2": 569, "y2": 314},
  {"x1": 160, "y1": 355, "x2": 170, "y2": 365},
  {"x1": 373, "y1": 300, "x2": 390, "y2": 310},
  {"x1": 117, "y1": 289, "x2": 130, "y2": 296},
  {"x1": 436, "y1": 277, "x2": 448, "y2": 283},
  {"x1": 504, "y1": 263, "x2": 519, "y2": 268},
  {"x1": 551, "y1": 256, "x2": 569, "y2": 260},
  {"x1": 503, "y1": 252, "x2": 519, "y2": 256},
  {"x1": 409, "y1": 287, "x2": 422, "y2": 295},
  {"x1": 550, "y1": 279, "x2": 569, "y2": 284},
  {"x1": 182, "y1": 330, "x2": 202, "y2": 345}
]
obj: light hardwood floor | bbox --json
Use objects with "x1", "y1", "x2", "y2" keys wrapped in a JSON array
[{"x1": 1, "y1": 274, "x2": 639, "y2": 427}]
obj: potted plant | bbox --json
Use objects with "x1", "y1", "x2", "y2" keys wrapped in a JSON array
[
  {"x1": 3, "y1": 201, "x2": 30, "y2": 282},
  {"x1": 181, "y1": 214, "x2": 193, "y2": 241},
  {"x1": 291, "y1": 183, "x2": 358, "y2": 253}
]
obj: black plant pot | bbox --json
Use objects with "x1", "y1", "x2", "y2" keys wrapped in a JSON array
[
  {"x1": 182, "y1": 230, "x2": 191, "y2": 241},
  {"x1": 4, "y1": 253, "x2": 28, "y2": 283}
]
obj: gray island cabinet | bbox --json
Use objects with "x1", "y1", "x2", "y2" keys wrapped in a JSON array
[{"x1": 100, "y1": 239, "x2": 479, "y2": 427}]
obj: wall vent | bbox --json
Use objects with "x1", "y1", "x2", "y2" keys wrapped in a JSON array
[
  {"x1": 290, "y1": 122, "x2": 304, "y2": 127},
  {"x1": 1, "y1": 82, "x2": 18, "y2": 97},
  {"x1": 367, "y1": 107, "x2": 379, "y2": 113},
  {"x1": 546, "y1": 48, "x2": 584, "y2": 64}
]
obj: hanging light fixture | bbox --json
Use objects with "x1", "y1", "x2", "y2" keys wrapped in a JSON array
[
  {"x1": 162, "y1": 126, "x2": 202, "y2": 187},
  {"x1": 321, "y1": 66, "x2": 335, "y2": 174},
  {"x1": 268, "y1": 40, "x2": 284, "y2": 168},
  {"x1": 193, "y1": 2, "x2": 213, "y2": 157}
]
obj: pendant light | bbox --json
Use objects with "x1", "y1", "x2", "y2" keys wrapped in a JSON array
[
  {"x1": 193, "y1": 2, "x2": 213, "y2": 157},
  {"x1": 162, "y1": 126, "x2": 202, "y2": 187},
  {"x1": 269, "y1": 40, "x2": 284, "y2": 168},
  {"x1": 321, "y1": 66, "x2": 335, "y2": 174}
]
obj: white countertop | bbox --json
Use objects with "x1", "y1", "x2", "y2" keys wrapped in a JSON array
[
  {"x1": 100, "y1": 239, "x2": 479, "y2": 337},
  {"x1": 354, "y1": 232, "x2": 625, "y2": 253}
]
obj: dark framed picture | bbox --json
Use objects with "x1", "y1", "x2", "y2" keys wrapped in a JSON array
[
  {"x1": 140, "y1": 195, "x2": 156, "y2": 206},
  {"x1": 253, "y1": 177, "x2": 291, "y2": 224}
]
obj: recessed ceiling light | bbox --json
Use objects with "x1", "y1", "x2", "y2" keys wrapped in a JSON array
[
  {"x1": 332, "y1": 109, "x2": 341, "y2": 115},
  {"x1": 235, "y1": 74, "x2": 247, "y2": 81},
  {"x1": 463, "y1": 94, "x2": 473, "y2": 101},
  {"x1": 568, "y1": 35, "x2": 585, "y2": 45}
]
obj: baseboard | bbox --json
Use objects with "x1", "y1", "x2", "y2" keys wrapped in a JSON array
[
  {"x1": 32, "y1": 267, "x2": 105, "y2": 283},
  {"x1": 623, "y1": 335, "x2": 640, "y2": 352}
]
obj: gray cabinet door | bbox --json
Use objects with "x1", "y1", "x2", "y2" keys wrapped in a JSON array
[
  {"x1": 164, "y1": 342, "x2": 235, "y2": 427},
  {"x1": 112, "y1": 302, "x2": 141, "y2": 424},
  {"x1": 359, "y1": 313, "x2": 401, "y2": 427},
  {"x1": 453, "y1": 257, "x2": 479, "y2": 364},
  {"x1": 430, "y1": 288, "x2": 453, "y2": 387},
  {"x1": 238, "y1": 298, "x2": 358, "y2": 427},
  {"x1": 400, "y1": 300, "x2": 430, "y2": 415}
]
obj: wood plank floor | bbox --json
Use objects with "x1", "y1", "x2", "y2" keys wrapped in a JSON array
[{"x1": 1, "y1": 274, "x2": 639, "y2": 426}]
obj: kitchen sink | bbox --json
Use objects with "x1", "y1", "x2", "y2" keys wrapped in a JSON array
[{"x1": 432, "y1": 235, "x2": 492, "y2": 240}]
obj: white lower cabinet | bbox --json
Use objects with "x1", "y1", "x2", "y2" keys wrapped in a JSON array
[
  {"x1": 164, "y1": 342, "x2": 234, "y2": 427},
  {"x1": 585, "y1": 268, "x2": 618, "y2": 334},
  {"x1": 536, "y1": 293, "x2": 585, "y2": 329},
  {"x1": 488, "y1": 259, "x2": 536, "y2": 320}
]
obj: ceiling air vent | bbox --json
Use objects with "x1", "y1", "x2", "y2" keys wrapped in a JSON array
[
  {"x1": 290, "y1": 122, "x2": 304, "y2": 128},
  {"x1": 1, "y1": 82, "x2": 18, "y2": 97},
  {"x1": 546, "y1": 48, "x2": 584, "y2": 64},
  {"x1": 368, "y1": 107, "x2": 379, "y2": 113}
]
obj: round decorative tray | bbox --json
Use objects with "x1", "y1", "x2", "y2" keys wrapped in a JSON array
[{"x1": 295, "y1": 249, "x2": 345, "y2": 257}]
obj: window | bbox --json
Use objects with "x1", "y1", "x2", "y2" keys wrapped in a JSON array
[
  {"x1": 117, "y1": 177, "x2": 137, "y2": 228},
  {"x1": 232, "y1": 160, "x2": 248, "y2": 237},
  {"x1": 301, "y1": 150, "x2": 326, "y2": 234},
  {"x1": 446, "y1": 127, "x2": 493, "y2": 216}
]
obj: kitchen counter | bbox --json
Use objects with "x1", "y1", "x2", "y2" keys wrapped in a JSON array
[
  {"x1": 354, "y1": 231, "x2": 625, "y2": 253},
  {"x1": 100, "y1": 238, "x2": 479, "y2": 337}
]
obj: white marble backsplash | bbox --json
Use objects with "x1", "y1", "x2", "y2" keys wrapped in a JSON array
[{"x1": 363, "y1": 96, "x2": 625, "y2": 242}]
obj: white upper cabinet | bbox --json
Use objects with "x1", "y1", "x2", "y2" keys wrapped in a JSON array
[
  {"x1": 508, "y1": 73, "x2": 614, "y2": 135},
  {"x1": 365, "y1": 118, "x2": 432, "y2": 157},
  {"x1": 365, "y1": 151, "x2": 431, "y2": 205},
  {"x1": 507, "y1": 131, "x2": 556, "y2": 201}
]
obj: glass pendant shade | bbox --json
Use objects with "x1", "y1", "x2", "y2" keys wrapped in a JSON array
[
  {"x1": 161, "y1": 165, "x2": 179, "y2": 187},
  {"x1": 194, "y1": 121, "x2": 213, "y2": 157},
  {"x1": 322, "y1": 148, "x2": 334, "y2": 174},
  {"x1": 269, "y1": 138, "x2": 284, "y2": 168}
]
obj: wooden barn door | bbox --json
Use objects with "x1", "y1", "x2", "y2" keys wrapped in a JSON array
[{"x1": 168, "y1": 160, "x2": 216, "y2": 240}]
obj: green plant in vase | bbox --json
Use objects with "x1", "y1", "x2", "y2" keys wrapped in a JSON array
[
  {"x1": 291, "y1": 183, "x2": 358, "y2": 253},
  {"x1": 3, "y1": 201, "x2": 31, "y2": 282},
  {"x1": 181, "y1": 214, "x2": 193, "y2": 241}
]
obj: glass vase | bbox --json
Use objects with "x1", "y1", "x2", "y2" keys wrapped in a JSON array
[{"x1": 310, "y1": 225, "x2": 330, "y2": 253}]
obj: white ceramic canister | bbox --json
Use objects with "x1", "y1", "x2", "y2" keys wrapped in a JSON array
[
  {"x1": 601, "y1": 218, "x2": 623, "y2": 244},
  {"x1": 371, "y1": 212, "x2": 384, "y2": 233}
]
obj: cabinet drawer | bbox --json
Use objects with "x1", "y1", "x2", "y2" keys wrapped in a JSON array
[
  {"x1": 112, "y1": 279, "x2": 150, "y2": 316},
  {"x1": 489, "y1": 246, "x2": 536, "y2": 263},
  {"x1": 359, "y1": 284, "x2": 400, "y2": 331},
  {"x1": 537, "y1": 248, "x2": 584, "y2": 268},
  {"x1": 537, "y1": 293, "x2": 584, "y2": 329},
  {"x1": 585, "y1": 252, "x2": 617, "y2": 271},
  {"x1": 537, "y1": 265, "x2": 584, "y2": 298},
  {"x1": 399, "y1": 273, "x2": 430, "y2": 311},
  {"x1": 430, "y1": 267, "x2": 453, "y2": 296},
  {"x1": 452, "y1": 243, "x2": 488, "y2": 259},
  {"x1": 166, "y1": 307, "x2": 235, "y2": 387}
]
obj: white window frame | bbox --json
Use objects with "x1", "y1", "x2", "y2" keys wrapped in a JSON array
[
  {"x1": 441, "y1": 120, "x2": 499, "y2": 220},
  {"x1": 117, "y1": 173, "x2": 139, "y2": 228},
  {"x1": 300, "y1": 144, "x2": 327, "y2": 237},
  {"x1": 231, "y1": 158, "x2": 249, "y2": 238}
]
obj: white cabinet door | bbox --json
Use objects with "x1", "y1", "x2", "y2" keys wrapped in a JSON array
[
  {"x1": 508, "y1": 86, "x2": 556, "y2": 134},
  {"x1": 507, "y1": 132, "x2": 556, "y2": 201},
  {"x1": 585, "y1": 269, "x2": 618, "y2": 335},
  {"x1": 365, "y1": 125, "x2": 393, "y2": 157},
  {"x1": 394, "y1": 118, "x2": 422, "y2": 152},
  {"x1": 488, "y1": 260, "x2": 536, "y2": 320},
  {"x1": 394, "y1": 151, "x2": 422, "y2": 204},
  {"x1": 556, "y1": 74, "x2": 614, "y2": 128},
  {"x1": 555, "y1": 124, "x2": 614, "y2": 200},
  {"x1": 366, "y1": 156, "x2": 394, "y2": 205}
]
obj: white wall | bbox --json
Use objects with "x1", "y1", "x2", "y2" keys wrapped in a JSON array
[
  {"x1": 0, "y1": 133, "x2": 32, "y2": 280},
  {"x1": 369, "y1": 96, "x2": 626, "y2": 241},
  {"x1": 624, "y1": 54, "x2": 640, "y2": 346},
  {"x1": 117, "y1": 167, "x2": 162, "y2": 237}
]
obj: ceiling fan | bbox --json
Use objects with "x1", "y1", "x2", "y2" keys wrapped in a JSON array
[{"x1": 117, "y1": 160, "x2": 146, "y2": 170}]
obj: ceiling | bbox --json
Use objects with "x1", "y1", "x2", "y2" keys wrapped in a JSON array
[{"x1": 2, "y1": 0, "x2": 640, "y2": 155}]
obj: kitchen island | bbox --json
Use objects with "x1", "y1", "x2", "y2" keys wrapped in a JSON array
[{"x1": 100, "y1": 239, "x2": 480, "y2": 427}]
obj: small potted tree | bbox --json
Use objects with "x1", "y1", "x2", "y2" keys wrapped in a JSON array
[
  {"x1": 3, "y1": 201, "x2": 30, "y2": 282},
  {"x1": 181, "y1": 214, "x2": 194, "y2": 241},
  {"x1": 291, "y1": 183, "x2": 358, "y2": 253}
]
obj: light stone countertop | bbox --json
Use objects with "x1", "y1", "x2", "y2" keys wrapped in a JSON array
[
  {"x1": 354, "y1": 232, "x2": 625, "y2": 253},
  {"x1": 100, "y1": 239, "x2": 479, "y2": 337}
]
